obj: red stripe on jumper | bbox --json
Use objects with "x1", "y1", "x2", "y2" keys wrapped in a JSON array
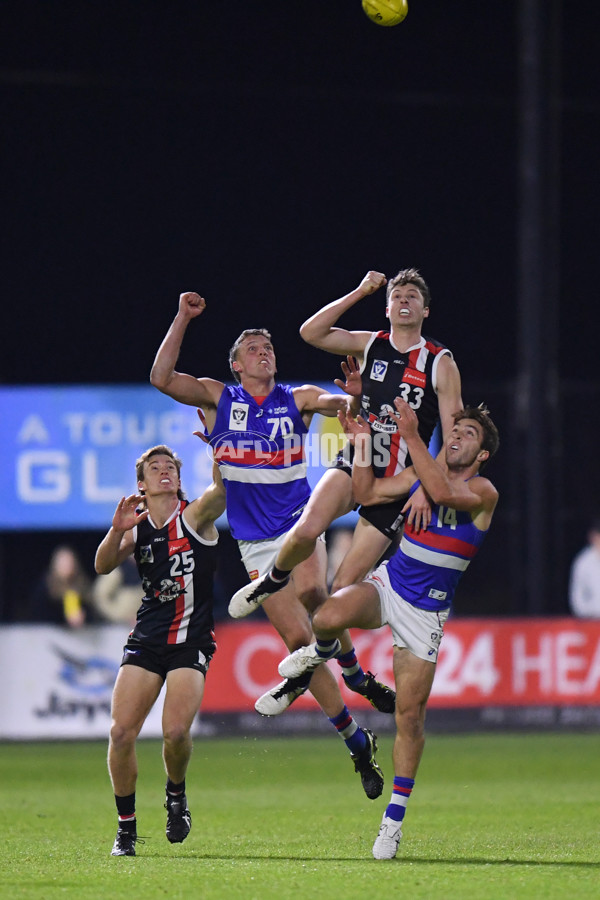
[
  {"x1": 214, "y1": 445, "x2": 305, "y2": 467},
  {"x1": 167, "y1": 516, "x2": 186, "y2": 644},
  {"x1": 404, "y1": 523, "x2": 479, "y2": 559},
  {"x1": 384, "y1": 430, "x2": 402, "y2": 478}
]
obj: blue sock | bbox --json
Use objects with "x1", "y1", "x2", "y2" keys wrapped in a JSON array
[
  {"x1": 385, "y1": 776, "x2": 415, "y2": 822},
  {"x1": 315, "y1": 638, "x2": 339, "y2": 660},
  {"x1": 336, "y1": 648, "x2": 365, "y2": 687},
  {"x1": 329, "y1": 706, "x2": 366, "y2": 756}
]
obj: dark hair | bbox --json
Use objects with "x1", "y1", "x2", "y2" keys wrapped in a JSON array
[
  {"x1": 135, "y1": 445, "x2": 185, "y2": 501},
  {"x1": 228, "y1": 328, "x2": 272, "y2": 383},
  {"x1": 453, "y1": 404, "x2": 500, "y2": 467},
  {"x1": 386, "y1": 268, "x2": 431, "y2": 308}
]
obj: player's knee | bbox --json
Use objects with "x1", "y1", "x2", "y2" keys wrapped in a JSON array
[
  {"x1": 163, "y1": 722, "x2": 189, "y2": 748},
  {"x1": 395, "y1": 706, "x2": 426, "y2": 743},
  {"x1": 109, "y1": 720, "x2": 137, "y2": 750},
  {"x1": 292, "y1": 515, "x2": 322, "y2": 547},
  {"x1": 295, "y1": 583, "x2": 326, "y2": 613},
  {"x1": 281, "y1": 621, "x2": 314, "y2": 651},
  {"x1": 312, "y1": 604, "x2": 342, "y2": 637}
]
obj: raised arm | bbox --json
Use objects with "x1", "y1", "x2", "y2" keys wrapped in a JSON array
[
  {"x1": 293, "y1": 384, "x2": 352, "y2": 419},
  {"x1": 435, "y1": 352, "x2": 464, "y2": 440},
  {"x1": 391, "y1": 398, "x2": 498, "y2": 526},
  {"x1": 184, "y1": 463, "x2": 227, "y2": 540},
  {"x1": 299, "y1": 271, "x2": 386, "y2": 356},
  {"x1": 404, "y1": 352, "x2": 463, "y2": 529},
  {"x1": 150, "y1": 292, "x2": 224, "y2": 410},
  {"x1": 95, "y1": 494, "x2": 147, "y2": 574}
]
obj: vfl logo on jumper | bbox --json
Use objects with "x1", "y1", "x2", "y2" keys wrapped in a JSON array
[
  {"x1": 370, "y1": 359, "x2": 388, "y2": 382},
  {"x1": 229, "y1": 403, "x2": 249, "y2": 430},
  {"x1": 368, "y1": 403, "x2": 398, "y2": 434},
  {"x1": 139, "y1": 545, "x2": 154, "y2": 564}
]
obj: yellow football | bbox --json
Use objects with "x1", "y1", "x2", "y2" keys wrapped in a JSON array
[{"x1": 361, "y1": 0, "x2": 408, "y2": 27}]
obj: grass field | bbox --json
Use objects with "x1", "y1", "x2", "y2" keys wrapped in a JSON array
[{"x1": 1, "y1": 731, "x2": 599, "y2": 899}]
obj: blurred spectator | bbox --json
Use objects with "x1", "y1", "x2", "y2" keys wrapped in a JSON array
[
  {"x1": 569, "y1": 518, "x2": 600, "y2": 618},
  {"x1": 26, "y1": 545, "x2": 94, "y2": 628},
  {"x1": 92, "y1": 556, "x2": 142, "y2": 625}
]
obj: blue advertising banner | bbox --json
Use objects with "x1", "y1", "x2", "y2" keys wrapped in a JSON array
[{"x1": 0, "y1": 384, "x2": 356, "y2": 530}]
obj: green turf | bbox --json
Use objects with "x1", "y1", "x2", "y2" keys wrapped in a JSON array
[{"x1": 1, "y1": 732, "x2": 599, "y2": 899}]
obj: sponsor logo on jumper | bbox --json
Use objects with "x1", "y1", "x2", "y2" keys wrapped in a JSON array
[
  {"x1": 428, "y1": 589, "x2": 447, "y2": 601},
  {"x1": 169, "y1": 538, "x2": 189, "y2": 556},
  {"x1": 402, "y1": 368, "x2": 427, "y2": 388},
  {"x1": 368, "y1": 403, "x2": 398, "y2": 434},
  {"x1": 154, "y1": 578, "x2": 185, "y2": 603}
]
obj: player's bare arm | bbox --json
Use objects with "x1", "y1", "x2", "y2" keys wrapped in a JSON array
[
  {"x1": 184, "y1": 466, "x2": 227, "y2": 541},
  {"x1": 338, "y1": 407, "x2": 416, "y2": 506},
  {"x1": 298, "y1": 271, "x2": 386, "y2": 356},
  {"x1": 391, "y1": 398, "x2": 498, "y2": 528},
  {"x1": 402, "y1": 352, "x2": 463, "y2": 530},
  {"x1": 293, "y1": 384, "x2": 352, "y2": 427},
  {"x1": 94, "y1": 494, "x2": 146, "y2": 573},
  {"x1": 435, "y1": 353, "x2": 463, "y2": 438},
  {"x1": 150, "y1": 292, "x2": 224, "y2": 414}
]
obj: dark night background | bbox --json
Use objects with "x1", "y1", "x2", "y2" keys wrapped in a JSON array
[{"x1": 1, "y1": 0, "x2": 598, "y2": 620}]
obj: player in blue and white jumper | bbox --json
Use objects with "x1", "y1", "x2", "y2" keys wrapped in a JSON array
[
  {"x1": 277, "y1": 396, "x2": 500, "y2": 860},
  {"x1": 150, "y1": 290, "x2": 389, "y2": 801}
]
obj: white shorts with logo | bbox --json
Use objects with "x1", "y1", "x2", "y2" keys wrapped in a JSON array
[
  {"x1": 365, "y1": 562, "x2": 450, "y2": 663},
  {"x1": 238, "y1": 532, "x2": 325, "y2": 581}
]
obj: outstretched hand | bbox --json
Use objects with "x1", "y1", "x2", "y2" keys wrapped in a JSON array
[
  {"x1": 337, "y1": 407, "x2": 370, "y2": 443},
  {"x1": 179, "y1": 292, "x2": 207, "y2": 319},
  {"x1": 193, "y1": 407, "x2": 210, "y2": 444},
  {"x1": 112, "y1": 494, "x2": 148, "y2": 532},
  {"x1": 334, "y1": 355, "x2": 362, "y2": 397},
  {"x1": 389, "y1": 396, "x2": 420, "y2": 438}
]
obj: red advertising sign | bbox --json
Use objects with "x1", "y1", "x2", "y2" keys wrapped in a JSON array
[{"x1": 203, "y1": 619, "x2": 600, "y2": 712}]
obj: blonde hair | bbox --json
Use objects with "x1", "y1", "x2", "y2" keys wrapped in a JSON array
[{"x1": 228, "y1": 328, "x2": 272, "y2": 382}]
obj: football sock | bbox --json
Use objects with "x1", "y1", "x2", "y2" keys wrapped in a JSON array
[
  {"x1": 270, "y1": 565, "x2": 291, "y2": 583},
  {"x1": 257, "y1": 568, "x2": 289, "y2": 594},
  {"x1": 115, "y1": 792, "x2": 136, "y2": 826},
  {"x1": 329, "y1": 706, "x2": 366, "y2": 756},
  {"x1": 315, "y1": 638, "x2": 339, "y2": 660},
  {"x1": 384, "y1": 776, "x2": 415, "y2": 822},
  {"x1": 336, "y1": 648, "x2": 366, "y2": 688},
  {"x1": 166, "y1": 778, "x2": 185, "y2": 797}
]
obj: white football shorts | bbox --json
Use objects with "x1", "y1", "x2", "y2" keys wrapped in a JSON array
[
  {"x1": 238, "y1": 532, "x2": 325, "y2": 581},
  {"x1": 365, "y1": 561, "x2": 450, "y2": 663}
]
